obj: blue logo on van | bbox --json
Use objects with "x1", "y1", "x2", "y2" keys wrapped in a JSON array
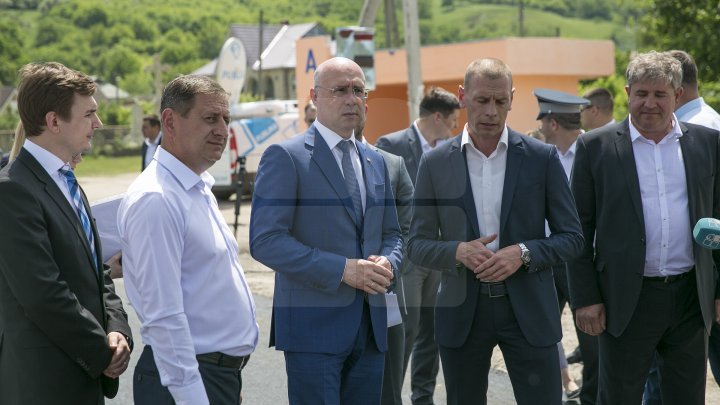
[{"x1": 243, "y1": 117, "x2": 279, "y2": 144}]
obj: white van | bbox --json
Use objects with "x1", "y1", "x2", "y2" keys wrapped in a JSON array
[{"x1": 208, "y1": 100, "x2": 300, "y2": 199}]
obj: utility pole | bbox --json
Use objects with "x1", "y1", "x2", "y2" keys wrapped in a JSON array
[
  {"x1": 518, "y1": 0, "x2": 525, "y2": 37},
  {"x1": 359, "y1": 0, "x2": 382, "y2": 27},
  {"x1": 402, "y1": 0, "x2": 422, "y2": 123},
  {"x1": 258, "y1": 9, "x2": 264, "y2": 100},
  {"x1": 385, "y1": 0, "x2": 400, "y2": 48}
]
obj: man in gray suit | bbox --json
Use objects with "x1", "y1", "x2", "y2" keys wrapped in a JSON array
[
  {"x1": 375, "y1": 87, "x2": 460, "y2": 404},
  {"x1": 569, "y1": 50, "x2": 720, "y2": 405},
  {"x1": 356, "y1": 105, "x2": 414, "y2": 405},
  {"x1": 408, "y1": 58, "x2": 583, "y2": 405}
]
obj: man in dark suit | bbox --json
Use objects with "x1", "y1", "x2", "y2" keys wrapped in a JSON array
[
  {"x1": 250, "y1": 57, "x2": 403, "y2": 404},
  {"x1": 407, "y1": 58, "x2": 584, "y2": 405},
  {"x1": 375, "y1": 87, "x2": 460, "y2": 405},
  {"x1": 0, "y1": 62, "x2": 132, "y2": 405},
  {"x1": 140, "y1": 114, "x2": 162, "y2": 170},
  {"x1": 569, "y1": 50, "x2": 720, "y2": 405}
]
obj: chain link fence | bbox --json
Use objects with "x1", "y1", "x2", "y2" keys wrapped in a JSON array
[{"x1": 0, "y1": 125, "x2": 138, "y2": 157}]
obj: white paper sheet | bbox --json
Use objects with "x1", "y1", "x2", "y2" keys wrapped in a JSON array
[{"x1": 90, "y1": 194, "x2": 124, "y2": 263}]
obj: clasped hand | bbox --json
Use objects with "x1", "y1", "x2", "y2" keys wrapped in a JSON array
[
  {"x1": 342, "y1": 256, "x2": 393, "y2": 294},
  {"x1": 456, "y1": 235, "x2": 524, "y2": 282},
  {"x1": 103, "y1": 332, "x2": 131, "y2": 378}
]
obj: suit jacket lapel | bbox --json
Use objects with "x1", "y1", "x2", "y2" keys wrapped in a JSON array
[
  {"x1": 306, "y1": 129, "x2": 360, "y2": 226},
  {"x1": 451, "y1": 138, "x2": 480, "y2": 239},
  {"x1": 679, "y1": 123, "x2": 700, "y2": 221},
  {"x1": 18, "y1": 149, "x2": 99, "y2": 274},
  {"x1": 499, "y1": 130, "x2": 524, "y2": 236},
  {"x1": 408, "y1": 126, "x2": 423, "y2": 178},
  {"x1": 614, "y1": 120, "x2": 645, "y2": 230}
]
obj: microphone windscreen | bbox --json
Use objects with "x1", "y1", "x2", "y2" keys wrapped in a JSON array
[{"x1": 693, "y1": 218, "x2": 720, "y2": 250}]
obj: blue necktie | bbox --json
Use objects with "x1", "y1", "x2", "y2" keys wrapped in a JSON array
[
  {"x1": 338, "y1": 140, "x2": 364, "y2": 223},
  {"x1": 60, "y1": 166, "x2": 98, "y2": 273}
]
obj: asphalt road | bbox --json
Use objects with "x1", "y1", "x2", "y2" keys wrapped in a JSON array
[{"x1": 85, "y1": 172, "x2": 719, "y2": 404}]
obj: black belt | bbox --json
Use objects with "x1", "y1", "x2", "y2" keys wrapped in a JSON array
[
  {"x1": 643, "y1": 268, "x2": 694, "y2": 284},
  {"x1": 196, "y1": 352, "x2": 250, "y2": 369},
  {"x1": 478, "y1": 282, "x2": 507, "y2": 298}
]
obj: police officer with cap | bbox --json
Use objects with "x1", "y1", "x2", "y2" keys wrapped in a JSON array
[{"x1": 534, "y1": 87, "x2": 599, "y2": 405}]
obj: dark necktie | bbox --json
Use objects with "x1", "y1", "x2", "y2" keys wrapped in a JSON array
[
  {"x1": 59, "y1": 166, "x2": 98, "y2": 273},
  {"x1": 338, "y1": 140, "x2": 364, "y2": 222}
]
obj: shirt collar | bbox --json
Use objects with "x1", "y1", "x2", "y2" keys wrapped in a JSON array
[
  {"x1": 460, "y1": 123, "x2": 509, "y2": 154},
  {"x1": 413, "y1": 120, "x2": 432, "y2": 150},
  {"x1": 23, "y1": 139, "x2": 68, "y2": 177},
  {"x1": 675, "y1": 97, "x2": 704, "y2": 119},
  {"x1": 629, "y1": 114, "x2": 683, "y2": 144},
  {"x1": 314, "y1": 119, "x2": 358, "y2": 152},
  {"x1": 155, "y1": 146, "x2": 214, "y2": 191},
  {"x1": 144, "y1": 131, "x2": 163, "y2": 147}
]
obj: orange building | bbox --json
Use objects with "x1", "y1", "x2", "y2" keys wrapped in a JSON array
[{"x1": 295, "y1": 36, "x2": 614, "y2": 143}]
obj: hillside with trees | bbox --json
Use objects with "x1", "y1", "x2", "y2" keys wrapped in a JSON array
[{"x1": 0, "y1": 0, "x2": 717, "y2": 129}]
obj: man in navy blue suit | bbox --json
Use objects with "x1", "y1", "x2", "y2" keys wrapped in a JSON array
[
  {"x1": 407, "y1": 58, "x2": 583, "y2": 405},
  {"x1": 250, "y1": 57, "x2": 403, "y2": 405}
]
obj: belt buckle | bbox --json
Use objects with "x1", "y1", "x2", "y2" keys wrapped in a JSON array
[{"x1": 488, "y1": 283, "x2": 504, "y2": 298}]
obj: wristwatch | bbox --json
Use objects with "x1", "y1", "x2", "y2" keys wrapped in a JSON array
[{"x1": 518, "y1": 243, "x2": 531, "y2": 266}]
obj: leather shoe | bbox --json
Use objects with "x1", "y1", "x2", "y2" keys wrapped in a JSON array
[{"x1": 566, "y1": 346, "x2": 582, "y2": 364}]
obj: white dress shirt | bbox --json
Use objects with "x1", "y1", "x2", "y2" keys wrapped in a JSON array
[
  {"x1": 461, "y1": 124, "x2": 509, "y2": 252},
  {"x1": 118, "y1": 147, "x2": 258, "y2": 405},
  {"x1": 143, "y1": 132, "x2": 162, "y2": 169},
  {"x1": 413, "y1": 120, "x2": 446, "y2": 154},
  {"x1": 23, "y1": 139, "x2": 75, "y2": 208},
  {"x1": 314, "y1": 120, "x2": 366, "y2": 211},
  {"x1": 629, "y1": 115, "x2": 694, "y2": 276},
  {"x1": 676, "y1": 97, "x2": 720, "y2": 130},
  {"x1": 557, "y1": 140, "x2": 577, "y2": 180}
]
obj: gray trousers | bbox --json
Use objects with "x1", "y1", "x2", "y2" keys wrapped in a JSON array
[{"x1": 402, "y1": 264, "x2": 441, "y2": 405}]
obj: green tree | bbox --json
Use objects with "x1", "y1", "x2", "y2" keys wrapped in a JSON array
[
  {"x1": 98, "y1": 44, "x2": 142, "y2": 84},
  {"x1": 0, "y1": 18, "x2": 26, "y2": 84},
  {"x1": 640, "y1": 0, "x2": 720, "y2": 83}
]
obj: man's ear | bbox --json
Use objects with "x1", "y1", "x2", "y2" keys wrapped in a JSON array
[
  {"x1": 45, "y1": 111, "x2": 60, "y2": 134},
  {"x1": 161, "y1": 108, "x2": 174, "y2": 136}
]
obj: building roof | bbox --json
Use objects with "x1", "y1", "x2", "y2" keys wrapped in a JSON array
[{"x1": 192, "y1": 22, "x2": 323, "y2": 76}]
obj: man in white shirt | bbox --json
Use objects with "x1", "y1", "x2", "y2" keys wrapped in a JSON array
[
  {"x1": 581, "y1": 87, "x2": 616, "y2": 131},
  {"x1": 408, "y1": 58, "x2": 583, "y2": 405},
  {"x1": 569, "y1": 50, "x2": 720, "y2": 405},
  {"x1": 119, "y1": 75, "x2": 258, "y2": 405}
]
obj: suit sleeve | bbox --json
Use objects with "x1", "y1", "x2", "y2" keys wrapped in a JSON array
[
  {"x1": 250, "y1": 144, "x2": 347, "y2": 291},
  {"x1": 0, "y1": 181, "x2": 112, "y2": 378},
  {"x1": 407, "y1": 153, "x2": 462, "y2": 271},
  {"x1": 568, "y1": 135, "x2": 602, "y2": 309},
  {"x1": 394, "y1": 159, "x2": 414, "y2": 238},
  {"x1": 523, "y1": 145, "x2": 584, "y2": 271},
  {"x1": 377, "y1": 156, "x2": 404, "y2": 279}
]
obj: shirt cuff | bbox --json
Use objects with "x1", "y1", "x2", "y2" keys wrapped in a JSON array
[{"x1": 168, "y1": 379, "x2": 209, "y2": 405}]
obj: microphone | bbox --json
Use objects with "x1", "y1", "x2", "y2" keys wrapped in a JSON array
[{"x1": 693, "y1": 218, "x2": 720, "y2": 249}]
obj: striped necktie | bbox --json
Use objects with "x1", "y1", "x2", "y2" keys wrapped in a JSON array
[
  {"x1": 59, "y1": 166, "x2": 98, "y2": 273},
  {"x1": 338, "y1": 140, "x2": 364, "y2": 223}
]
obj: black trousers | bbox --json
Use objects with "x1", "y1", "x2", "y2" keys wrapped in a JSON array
[
  {"x1": 598, "y1": 272, "x2": 706, "y2": 405},
  {"x1": 440, "y1": 292, "x2": 561, "y2": 405},
  {"x1": 554, "y1": 264, "x2": 598, "y2": 405},
  {"x1": 133, "y1": 345, "x2": 244, "y2": 405}
]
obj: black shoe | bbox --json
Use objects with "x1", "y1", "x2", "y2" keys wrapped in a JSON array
[{"x1": 566, "y1": 346, "x2": 583, "y2": 364}]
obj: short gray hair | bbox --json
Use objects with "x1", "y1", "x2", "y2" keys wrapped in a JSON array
[
  {"x1": 464, "y1": 58, "x2": 513, "y2": 89},
  {"x1": 161, "y1": 75, "x2": 228, "y2": 117},
  {"x1": 626, "y1": 51, "x2": 682, "y2": 90}
]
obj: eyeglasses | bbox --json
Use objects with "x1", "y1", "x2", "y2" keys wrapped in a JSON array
[
  {"x1": 580, "y1": 105, "x2": 594, "y2": 112},
  {"x1": 315, "y1": 85, "x2": 369, "y2": 99}
]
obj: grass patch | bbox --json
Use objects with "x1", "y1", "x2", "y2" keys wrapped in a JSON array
[{"x1": 73, "y1": 155, "x2": 139, "y2": 177}]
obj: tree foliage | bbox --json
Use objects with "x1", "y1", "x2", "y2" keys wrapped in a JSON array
[{"x1": 640, "y1": 0, "x2": 720, "y2": 83}]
